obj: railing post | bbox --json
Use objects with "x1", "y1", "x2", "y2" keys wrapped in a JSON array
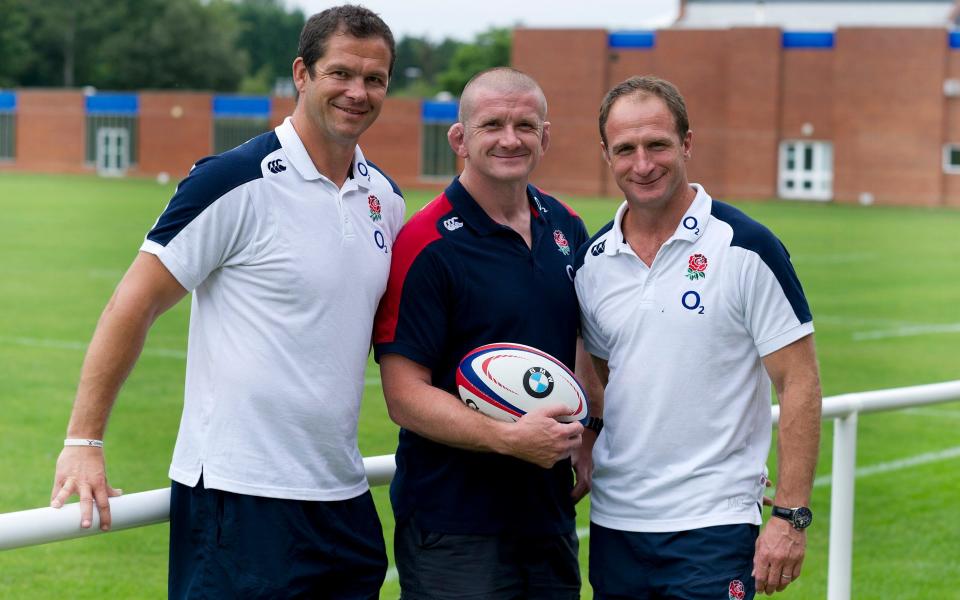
[{"x1": 827, "y1": 411, "x2": 858, "y2": 600}]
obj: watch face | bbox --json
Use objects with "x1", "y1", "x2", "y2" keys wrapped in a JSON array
[{"x1": 794, "y1": 507, "x2": 813, "y2": 529}]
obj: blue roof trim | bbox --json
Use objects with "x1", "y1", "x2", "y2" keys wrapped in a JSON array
[
  {"x1": 609, "y1": 31, "x2": 656, "y2": 49},
  {"x1": 950, "y1": 31, "x2": 960, "y2": 49},
  {"x1": 147, "y1": 131, "x2": 281, "y2": 247},
  {"x1": 85, "y1": 93, "x2": 138, "y2": 114},
  {"x1": 422, "y1": 100, "x2": 458, "y2": 123},
  {"x1": 0, "y1": 91, "x2": 15, "y2": 111},
  {"x1": 711, "y1": 201, "x2": 812, "y2": 324},
  {"x1": 213, "y1": 96, "x2": 271, "y2": 118},
  {"x1": 782, "y1": 31, "x2": 834, "y2": 49}
]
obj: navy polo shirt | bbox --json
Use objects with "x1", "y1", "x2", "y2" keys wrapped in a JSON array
[{"x1": 374, "y1": 176, "x2": 589, "y2": 535}]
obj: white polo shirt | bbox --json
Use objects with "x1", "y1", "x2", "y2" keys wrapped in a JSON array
[
  {"x1": 140, "y1": 118, "x2": 405, "y2": 501},
  {"x1": 575, "y1": 184, "x2": 813, "y2": 532}
]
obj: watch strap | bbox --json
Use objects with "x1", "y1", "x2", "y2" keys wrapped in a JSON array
[{"x1": 585, "y1": 416, "x2": 604, "y2": 434}]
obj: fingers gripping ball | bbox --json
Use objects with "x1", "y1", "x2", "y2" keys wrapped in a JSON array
[{"x1": 456, "y1": 343, "x2": 588, "y2": 423}]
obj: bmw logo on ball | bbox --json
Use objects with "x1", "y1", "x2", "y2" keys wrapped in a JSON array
[{"x1": 523, "y1": 367, "x2": 554, "y2": 398}]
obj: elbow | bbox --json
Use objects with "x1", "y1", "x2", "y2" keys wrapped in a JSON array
[{"x1": 384, "y1": 395, "x2": 407, "y2": 427}]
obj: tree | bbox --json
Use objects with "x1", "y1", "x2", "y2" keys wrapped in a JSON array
[
  {"x1": 17, "y1": 0, "x2": 118, "y2": 88},
  {"x1": 390, "y1": 36, "x2": 462, "y2": 96},
  {"x1": 230, "y1": 0, "x2": 306, "y2": 93},
  {"x1": 0, "y1": 0, "x2": 32, "y2": 87},
  {"x1": 91, "y1": 0, "x2": 248, "y2": 91},
  {"x1": 435, "y1": 28, "x2": 512, "y2": 97}
]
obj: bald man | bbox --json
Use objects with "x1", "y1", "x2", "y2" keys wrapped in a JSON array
[{"x1": 373, "y1": 68, "x2": 597, "y2": 599}]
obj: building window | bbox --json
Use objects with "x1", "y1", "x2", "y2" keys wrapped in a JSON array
[
  {"x1": 85, "y1": 94, "x2": 138, "y2": 175},
  {"x1": 0, "y1": 91, "x2": 14, "y2": 161},
  {"x1": 778, "y1": 140, "x2": 832, "y2": 201},
  {"x1": 213, "y1": 96, "x2": 270, "y2": 154},
  {"x1": 942, "y1": 144, "x2": 960, "y2": 173},
  {"x1": 421, "y1": 100, "x2": 458, "y2": 179}
]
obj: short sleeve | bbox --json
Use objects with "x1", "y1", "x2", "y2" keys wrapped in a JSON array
[{"x1": 374, "y1": 241, "x2": 455, "y2": 369}]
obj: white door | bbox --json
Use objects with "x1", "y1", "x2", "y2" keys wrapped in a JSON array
[
  {"x1": 96, "y1": 127, "x2": 130, "y2": 177},
  {"x1": 778, "y1": 140, "x2": 832, "y2": 201}
]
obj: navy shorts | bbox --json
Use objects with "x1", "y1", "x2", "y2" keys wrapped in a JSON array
[
  {"x1": 589, "y1": 522, "x2": 759, "y2": 600},
  {"x1": 394, "y1": 517, "x2": 580, "y2": 600},
  {"x1": 169, "y1": 477, "x2": 387, "y2": 599}
]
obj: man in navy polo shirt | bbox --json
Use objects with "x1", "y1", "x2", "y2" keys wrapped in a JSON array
[
  {"x1": 374, "y1": 67, "x2": 595, "y2": 599},
  {"x1": 574, "y1": 76, "x2": 823, "y2": 599},
  {"x1": 49, "y1": 6, "x2": 404, "y2": 598}
]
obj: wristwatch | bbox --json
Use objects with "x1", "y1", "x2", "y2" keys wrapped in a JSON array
[
  {"x1": 584, "y1": 416, "x2": 604, "y2": 434},
  {"x1": 771, "y1": 505, "x2": 813, "y2": 530}
]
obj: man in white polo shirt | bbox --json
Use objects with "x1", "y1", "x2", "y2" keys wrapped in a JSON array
[
  {"x1": 573, "y1": 76, "x2": 822, "y2": 599},
  {"x1": 48, "y1": 6, "x2": 403, "y2": 597}
]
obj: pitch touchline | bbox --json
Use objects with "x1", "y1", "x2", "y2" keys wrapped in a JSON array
[
  {"x1": 811, "y1": 445, "x2": 960, "y2": 487},
  {"x1": 852, "y1": 323, "x2": 960, "y2": 341},
  {"x1": 0, "y1": 335, "x2": 385, "y2": 385}
]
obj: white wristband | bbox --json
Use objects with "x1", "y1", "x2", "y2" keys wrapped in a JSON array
[{"x1": 64, "y1": 438, "x2": 104, "y2": 448}]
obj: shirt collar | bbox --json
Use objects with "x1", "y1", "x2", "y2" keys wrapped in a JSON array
[
  {"x1": 274, "y1": 117, "x2": 371, "y2": 190},
  {"x1": 607, "y1": 184, "x2": 712, "y2": 256},
  {"x1": 444, "y1": 176, "x2": 548, "y2": 236}
]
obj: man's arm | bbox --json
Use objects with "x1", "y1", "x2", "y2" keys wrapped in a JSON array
[
  {"x1": 50, "y1": 252, "x2": 187, "y2": 530},
  {"x1": 571, "y1": 346, "x2": 606, "y2": 502},
  {"x1": 753, "y1": 334, "x2": 822, "y2": 595},
  {"x1": 379, "y1": 353, "x2": 583, "y2": 468}
]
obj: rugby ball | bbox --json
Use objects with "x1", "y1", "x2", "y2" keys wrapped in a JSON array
[{"x1": 455, "y1": 343, "x2": 588, "y2": 423}]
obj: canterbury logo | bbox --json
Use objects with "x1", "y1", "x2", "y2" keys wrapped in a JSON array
[
  {"x1": 443, "y1": 217, "x2": 464, "y2": 231},
  {"x1": 267, "y1": 159, "x2": 286, "y2": 174},
  {"x1": 591, "y1": 240, "x2": 606, "y2": 256}
]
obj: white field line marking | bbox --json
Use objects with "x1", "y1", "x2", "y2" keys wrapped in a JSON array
[
  {"x1": 902, "y1": 407, "x2": 960, "y2": 419},
  {"x1": 384, "y1": 526, "x2": 592, "y2": 582},
  {"x1": 814, "y1": 315, "x2": 920, "y2": 329},
  {"x1": 791, "y1": 252, "x2": 877, "y2": 265},
  {"x1": 812, "y1": 446, "x2": 960, "y2": 487},
  {"x1": 852, "y1": 323, "x2": 960, "y2": 341},
  {"x1": 0, "y1": 335, "x2": 386, "y2": 386},
  {"x1": 0, "y1": 335, "x2": 187, "y2": 360}
]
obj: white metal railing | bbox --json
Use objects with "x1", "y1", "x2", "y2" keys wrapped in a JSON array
[{"x1": 2, "y1": 381, "x2": 960, "y2": 600}]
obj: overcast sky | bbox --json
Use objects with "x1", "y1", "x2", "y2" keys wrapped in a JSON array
[{"x1": 289, "y1": 0, "x2": 681, "y2": 41}]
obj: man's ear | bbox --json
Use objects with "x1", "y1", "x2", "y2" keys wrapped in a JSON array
[
  {"x1": 293, "y1": 57, "x2": 309, "y2": 94},
  {"x1": 682, "y1": 129, "x2": 693, "y2": 160},
  {"x1": 540, "y1": 121, "x2": 551, "y2": 155},
  {"x1": 448, "y1": 123, "x2": 468, "y2": 158},
  {"x1": 600, "y1": 141, "x2": 612, "y2": 167}
]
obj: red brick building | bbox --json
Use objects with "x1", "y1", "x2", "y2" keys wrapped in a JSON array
[{"x1": 1, "y1": 25, "x2": 959, "y2": 208}]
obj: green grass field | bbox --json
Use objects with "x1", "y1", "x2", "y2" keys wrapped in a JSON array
[{"x1": 1, "y1": 172, "x2": 958, "y2": 599}]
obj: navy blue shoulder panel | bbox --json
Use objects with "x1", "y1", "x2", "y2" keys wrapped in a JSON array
[
  {"x1": 710, "y1": 200, "x2": 812, "y2": 323},
  {"x1": 574, "y1": 219, "x2": 615, "y2": 271},
  {"x1": 367, "y1": 160, "x2": 403, "y2": 198},
  {"x1": 147, "y1": 131, "x2": 281, "y2": 247}
]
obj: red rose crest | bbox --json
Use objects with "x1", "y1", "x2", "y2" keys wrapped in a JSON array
[
  {"x1": 553, "y1": 230, "x2": 571, "y2": 255},
  {"x1": 728, "y1": 579, "x2": 745, "y2": 600},
  {"x1": 686, "y1": 253, "x2": 708, "y2": 280},
  {"x1": 368, "y1": 194, "x2": 382, "y2": 222}
]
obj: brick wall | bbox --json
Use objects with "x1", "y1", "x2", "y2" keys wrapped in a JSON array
[
  {"x1": 360, "y1": 97, "x2": 422, "y2": 191},
  {"x1": 138, "y1": 92, "x2": 213, "y2": 179},
  {"x1": 833, "y1": 29, "x2": 945, "y2": 206},
  {"x1": 6, "y1": 27, "x2": 960, "y2": 208},
  {"x1": 720, "y1": 28, "x2": 781, "y2": 200},
  {"x1": 16, "y1": 90, "x2": 86, "y2": 173},
  {"x1": 513, "y1": 29, "x2": 610, "y2": 197}
]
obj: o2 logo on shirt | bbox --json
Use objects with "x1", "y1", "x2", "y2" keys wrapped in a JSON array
[
  {"x1": 373, "y1": 229, "x2": 388, "y2": 254},
  {"x1": 681, "y1": 290, "x2": 704, "y2": 314}
]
